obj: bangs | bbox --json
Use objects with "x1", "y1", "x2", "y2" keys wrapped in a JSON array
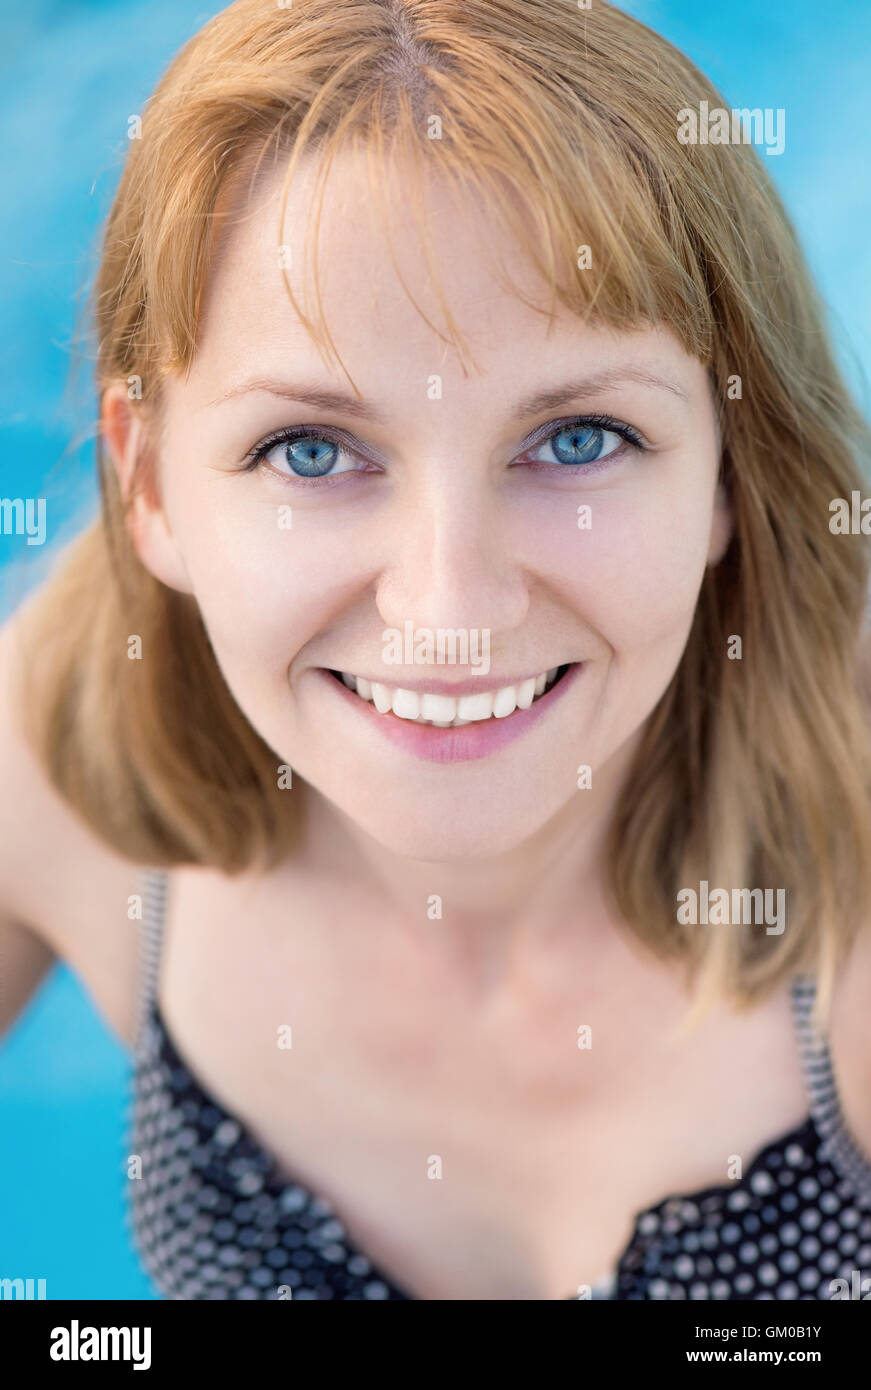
[{"x1": 198, "y1": 26, "x2": 716, "y2": 390}]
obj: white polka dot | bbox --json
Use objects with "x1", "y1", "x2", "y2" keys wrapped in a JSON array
[
  {"x1": 214, "y1": 1119, "x2": 241, "y2": 1147},
  {"x1": 750, "y1": 1172, "x2": 775, "y2": 1195},
  {"x1": 726, "y1": 1190, "x2": 751, "y2": 1211}
]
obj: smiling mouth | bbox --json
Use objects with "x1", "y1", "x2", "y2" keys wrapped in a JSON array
[{"x1": 325, "y1": 664, "x2": 574, "y2": 728}]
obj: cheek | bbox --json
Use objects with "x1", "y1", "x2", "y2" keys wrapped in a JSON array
[
  {"x1": 533, "y1": 472, "x2": 716, "y2": 667},
  {"x1": 534, "y1": 478, "x2": 716, "y2": 749},
  {"x1": 166, "y1": 478, "x2": 353, "y2": 702}
]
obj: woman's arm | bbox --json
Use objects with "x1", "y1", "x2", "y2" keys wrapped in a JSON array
[{"x1": 0, "y1": 600, "x2": 142, "y2": 1049}]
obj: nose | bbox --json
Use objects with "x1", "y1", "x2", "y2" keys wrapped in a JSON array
[{"x1": 374, "y1": 474, "x2": 529, "y2": 643}]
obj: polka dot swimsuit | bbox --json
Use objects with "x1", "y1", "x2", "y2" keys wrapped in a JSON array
[{"x1": 126, "y1": 869, "x2": 871, "y2": 1300}]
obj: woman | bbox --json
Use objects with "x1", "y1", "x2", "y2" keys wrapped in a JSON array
[{"x1": 1, "y1": 0, "x2": 870, "y2": 1301}]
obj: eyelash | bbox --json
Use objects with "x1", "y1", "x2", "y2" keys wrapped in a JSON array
[{"x1": 240, "y1": 414, "x2": 647, "y2": 489}]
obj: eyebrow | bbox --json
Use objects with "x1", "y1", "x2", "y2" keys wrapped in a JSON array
[
  {"x1": 206, "y1": 364, "x2": 690, "y2": 422},
  {"x1": 511, "y1": 367, "x2": 691, "y2": 416}
]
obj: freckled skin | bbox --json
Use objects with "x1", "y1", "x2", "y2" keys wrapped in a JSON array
[{"x1": 125, "y1": 147, "x2": 732, "y2": 862}]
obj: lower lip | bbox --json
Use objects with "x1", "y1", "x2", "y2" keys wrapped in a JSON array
[{"x1": 318, "y1": 663, "x2": 584, "y2": 763}]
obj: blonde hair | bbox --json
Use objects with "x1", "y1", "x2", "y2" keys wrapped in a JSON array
[{"x1": 19, "y1": 0, "x2": 871, "y2": 1027}]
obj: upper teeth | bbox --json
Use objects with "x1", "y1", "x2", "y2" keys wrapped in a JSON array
[{"x1": 337, "y1": 668, "x2": 565, "y2": 726}]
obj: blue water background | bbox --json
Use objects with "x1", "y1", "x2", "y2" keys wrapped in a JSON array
[{"x1": 0, "y1": 0, "x2": 869, "y2": 1297}]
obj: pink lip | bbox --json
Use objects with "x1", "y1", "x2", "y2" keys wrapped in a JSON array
[{"x1": 318, "y1": 663, "x2": 583, "y2": 763}]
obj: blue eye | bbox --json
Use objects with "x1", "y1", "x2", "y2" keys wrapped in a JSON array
[
  {"x1": 530, "y1": 419, "x2": 637, "y2": 469},
  {"x1": 283, "y1": 436, "x2": 340, "y2": 477},
  {"x1": 249, "y1": 430, "x2": 363, "y2": 481},
  {"x1": 242, "y1": 413, "x2": 644, "y2": 487}
]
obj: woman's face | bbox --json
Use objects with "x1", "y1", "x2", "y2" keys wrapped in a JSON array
[{"x1": 121, "y1": 148, "x2": 731, "y2": 859}]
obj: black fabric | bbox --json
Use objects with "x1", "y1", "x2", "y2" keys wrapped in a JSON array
[{"x1": 126, "y1": 988, "x2": 871, "y2": 1301}]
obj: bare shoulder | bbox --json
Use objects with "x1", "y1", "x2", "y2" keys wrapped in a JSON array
[
  {"x1": 828, "y1": 923, "x2": 871, "y2": 1164},
  {"x1": 0, "y1": 595, "x2": 142, "y2": 1048}
]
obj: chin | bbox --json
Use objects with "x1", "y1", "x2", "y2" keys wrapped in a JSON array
[{"x1": 336, "y1": 800, "x2": 563, "y2": 862}]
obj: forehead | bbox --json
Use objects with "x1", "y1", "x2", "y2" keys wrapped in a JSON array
[{"x1": 185, "y1": 144, "x2": 703, "y2": 408}]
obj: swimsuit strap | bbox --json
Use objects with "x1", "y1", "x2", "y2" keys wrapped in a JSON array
[
  {"x1": 790, "y1": 973, "x2": 871, "y2": 1206},
  {"x1": 135, "y1": 866, "x2": 169, "y2": 1054}
]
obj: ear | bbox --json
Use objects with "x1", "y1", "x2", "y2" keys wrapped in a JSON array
[
  {"x1": 101, "y1": 383, "x2": 193, "y2": 595},
  {"x1": 707, "y1": 477, "x2": 733, "y2": 566}
]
